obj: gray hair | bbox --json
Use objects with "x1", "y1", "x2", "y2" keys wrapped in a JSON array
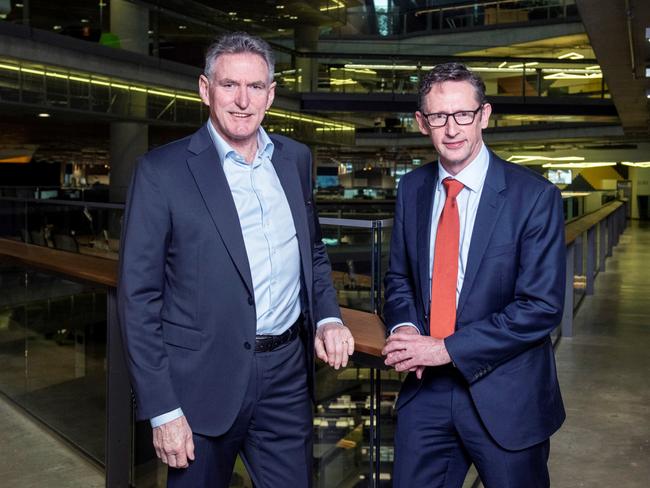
[
  {"x1": 204, "y1": 32, "x2": 275, "y2": 83},
  {"x1": 418, "y1": 62, "x2": 487, "y2": 110}
]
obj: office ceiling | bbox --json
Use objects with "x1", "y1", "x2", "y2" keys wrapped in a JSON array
[{"x1": 576, "y1": 0, "x2": 650, "y2": 137}]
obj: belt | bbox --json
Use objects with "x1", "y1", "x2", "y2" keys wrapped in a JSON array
[{"x1": 255, "y1": 318, "x2": 301, "y2": 353}]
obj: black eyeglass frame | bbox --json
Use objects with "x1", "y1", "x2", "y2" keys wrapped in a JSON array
[{"x1": 420, "y1": 104, "x2": 484, "y2": 128}]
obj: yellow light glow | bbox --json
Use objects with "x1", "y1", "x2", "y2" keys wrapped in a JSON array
[
  {"x1": 320, "y1": 0, "x2": 345, "y2": 12},
  {"x1": 558, "y1": 52, "x2": 584, "y2": 60},
  {"x1": 0, "y1": 59, "x2": 355, "y2": 131},
  {"x1": 542, "y1": 162, "x2": 616, "y2": 168},
  {"x1": 622, "y1": 161, "x2": 650, "y2": 168},
  {"x1": 543, "y1": 72, "x2": 602, "y2": 80},
  {"x1": 508, "y1": 156, "x2": 585, "y2": 164},
  {"x1": 329, "y1": 78, "x2": 358, "y2": 85}
]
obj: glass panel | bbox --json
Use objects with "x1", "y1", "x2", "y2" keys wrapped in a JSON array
[{"x1": 0, "y1": 261, "x2": 107, "y2": 463}]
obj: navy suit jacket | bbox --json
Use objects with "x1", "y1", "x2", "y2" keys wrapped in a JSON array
[
  {"x1": 118, "y1": 124, "x2": 340, "y2": 437},
  {"x1": 383, "y1": 152, "x2": 566, "y2": 451}
]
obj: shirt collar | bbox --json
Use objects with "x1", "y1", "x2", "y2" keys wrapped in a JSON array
[
  {"x1": 206, "y1": 119, "x2": 275, "y2": 166},
  {"x1": 437, "y1": 142, "x2": 490, "y2": 193}
]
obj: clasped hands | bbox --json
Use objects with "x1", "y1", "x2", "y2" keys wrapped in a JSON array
[{"x1": 382, "y1": 326, "x2": 451, "y2": 378}]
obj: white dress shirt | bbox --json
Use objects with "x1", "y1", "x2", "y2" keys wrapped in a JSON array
[{"x1": 392, "y1": 142, "x2": 490, "y2": 334}]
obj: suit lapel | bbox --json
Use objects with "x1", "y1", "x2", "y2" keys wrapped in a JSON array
[
  {"x1": 456, "y1": 154, "x2": 507, "y2": 318},
  {"x1": 269, "y1": 144, "x2": 313, "y2": 297},
  {"x1": 186, "y1": 125, "x2": 254, "y2": 297},
  {"x1": 416, "y1": 163, "x2": 438, "y2": 330}
]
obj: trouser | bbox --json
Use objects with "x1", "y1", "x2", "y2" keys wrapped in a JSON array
[
  {"x1": 393, "y1": 365, "x2": 551, "y2": 488},
  {"x1": 168, "y1": 336, "x2": 312, "y2": 488}
]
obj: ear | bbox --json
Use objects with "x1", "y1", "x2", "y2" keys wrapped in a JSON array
[
  {"x1": 415, "y1": 111, "x2": 430, "y2": 136},
  {"x1": 198, "y1": 74, "x2": 210, "y2": 107},
  {"x1": 480, "y1": 102, "x2": 492, "y2": 129},
  {"x1": 266, "y1": 81, "x2": 276, "y2": 110}
]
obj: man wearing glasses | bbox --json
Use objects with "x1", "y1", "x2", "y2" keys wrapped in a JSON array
[{"x1": 382, "y1": 62, "x2": 566, "y2": 487}]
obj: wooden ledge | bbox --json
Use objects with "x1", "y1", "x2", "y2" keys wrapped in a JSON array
[
  {"x1": 565, "y1": 201, "x2": 623, "y2": 245},
  {"x1": 0, "y1": 238, "x2": 388, "y2": 359}
]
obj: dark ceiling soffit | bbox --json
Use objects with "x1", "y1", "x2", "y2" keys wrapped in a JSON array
[{"x1": 301, "y1": 94, "x2": 617, "y2": 116}]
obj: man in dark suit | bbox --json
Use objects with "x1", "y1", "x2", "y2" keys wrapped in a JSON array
[
  {"x1": 382, "y1": 62, "x2": 565, "y2": 487},
  {"x1": 118, "y1": 32, "x2": 354, "y2": 487}
]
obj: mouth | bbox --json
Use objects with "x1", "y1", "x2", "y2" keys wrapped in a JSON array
[
  {"x1": 229, "y1": 112, "x2": 252, "y2": 119},
  {"x1": 443, "y1": 140, "x2": 465, "y2": 150}
]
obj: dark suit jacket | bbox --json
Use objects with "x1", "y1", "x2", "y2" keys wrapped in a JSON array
[
  {"x1": 383, "y1": 152, "x2": 566, "y2": 451},
  {"x1": 118, "y1": 124, "x2": 340, "y2": 437}
]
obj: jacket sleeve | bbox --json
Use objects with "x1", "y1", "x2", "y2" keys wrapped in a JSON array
[
  {"x1": 303, "y1": 147, "x2": 341, "y2": 323},
  {"x1": 444, "y1": 184, "x2": 566, "y2": 383},
  {"x1": 117, "y1": 156, "x2": 179, "y2": 420},
  {"x1": 383, "y1": 176, "x2": 423, "y2": 335}
]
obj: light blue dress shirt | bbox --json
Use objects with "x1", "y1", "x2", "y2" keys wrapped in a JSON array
[
  {"x1": 391, "y1": 142, "x2": 490, "y2": 334},
  {"x1": 151, "y1": 122, "x2": 340, "y2": 427}
]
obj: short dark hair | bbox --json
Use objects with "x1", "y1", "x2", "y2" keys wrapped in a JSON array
[
  {"x1": 204, "y1": 32, "x2": 275, "y2": 83},
  {"x1": 418, "y1": 62, "x2": 487, "y2": 110}
]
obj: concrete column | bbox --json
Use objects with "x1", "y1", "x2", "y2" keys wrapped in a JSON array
[
  {"x1": 294, "y1": 24, "x2": 319, "y2": 92},
  {"x1": 109, "y1": 123, "x2": 148, "y2": 203},
  {"x1": 110, "y1": 0, "x2": 149, "y2": 54},
  {"x1": 109, "y1": 0, "x2": 149, "y2": 204}
]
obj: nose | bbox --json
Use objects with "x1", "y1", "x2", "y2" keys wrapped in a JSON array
[
  {"x1": 444, "y1": 116, "x2": 460, "y2": 137},
  {"x1": 234, "y1": 85, "x2": 249, "y2": 109}
]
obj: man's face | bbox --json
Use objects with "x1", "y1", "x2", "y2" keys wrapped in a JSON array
[
  {"x1": 199, "y1": 52, "x2": 275, "y2": 150},
  {"x1": 415, "y1": 80, "x2": 491, "y2": 175}
]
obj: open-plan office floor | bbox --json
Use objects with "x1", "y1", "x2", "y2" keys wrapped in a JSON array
[{"x1": 0, "y1": 222, "x2": 648, "y2": 488}]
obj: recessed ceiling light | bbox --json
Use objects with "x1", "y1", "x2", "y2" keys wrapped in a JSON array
[
  {"x1": 558, "y1": 52, "x2": 584, "y2": 60},
  {"x1": 228, "y1": 11, "x2": 237, "y2": 16},
  {"x1": 276, "y1": 4, "x2": 285, "y2": 9},
  {"x1": 147, "y1": 30, "x2": 154, "y2": 35},
  {"x1": 53, "y1": 25, "x2": 62, "y2": 30},
  {"x1": 243, "y1": 18, "x2": 252, "y2": 23},
  {"x1": 15, "y1": 3, "x2": 24, "y2": 7},
  {"x1": 81, "y1": 19, "x2": 89, "y2": 24},
  {"x1": 178, "y1": 25, "x2": 187, "y2": 30},
  {"x1": 277, "y1": 28, "x2": 286, "y2": 32},
  {"x1": 290, "y1": 15, "x2": 298, "y2": 20},
  {"x1": 38, "y1": 113, "x2": 51, "y2": 118}
]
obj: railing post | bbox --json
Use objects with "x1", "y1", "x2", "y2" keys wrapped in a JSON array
[
  {"x1": 561, "y1": 242, "x2": 574, "y2": 337},
  {"x1": 586, "y1": 226, "x2": 596, "y2": 295},
  {"x1": 607, "y1": 215, "x2": 613, "y2": 257},
  {"x1": 599, "y1": 220, "x2": 607, "y2": 272},
  {"x1": 106, "y1": 288, "x2": 132, "y2": 488},
  {"x1": 574, "y1": 234, "x2": 583, "y2": 276},
  {"x1": 368, "y1": 368, "x2": 377, "y2": 488}
]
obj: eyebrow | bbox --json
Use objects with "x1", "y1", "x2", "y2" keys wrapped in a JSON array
[{"x1": 218, "y1": 78, "x2": 267, "y2": 88}]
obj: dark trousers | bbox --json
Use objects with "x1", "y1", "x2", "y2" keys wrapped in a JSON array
[
  {"x1": 393, "y1": 366, "x2": 550, "y2": 488},
  {"x1": 168, "y1": 337, "x2": 312, "y2": 488}
]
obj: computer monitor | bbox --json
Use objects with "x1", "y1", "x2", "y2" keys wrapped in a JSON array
[{"x1": 546, "y1": 169, "x2": 572, "y2": 185}]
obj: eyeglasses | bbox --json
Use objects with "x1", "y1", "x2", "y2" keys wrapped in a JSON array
[{"x1": 421, "y1": 105, "x2": 483, "y2": 128}]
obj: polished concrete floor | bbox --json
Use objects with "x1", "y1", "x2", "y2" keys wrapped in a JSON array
[
  {"x1": 549, "y1": 220, "x2": 650, "y2": 487},
  {"x1": 0, "y1": 221, "x2": 648, "y2": 487},
  {"x1": 0, "y1": 395, "x2": 103, "y2": 487}
]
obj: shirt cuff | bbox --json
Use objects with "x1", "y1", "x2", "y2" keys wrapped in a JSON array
[
  {"x1": 390, "y1": 323, "x2": 420, "y2": 335},
  {"x1": 316, "y1": 317, "x2": 343, "y2": 328},
  {"x1": 150, "y1": 408, "x2": 184, "y2": 428}
]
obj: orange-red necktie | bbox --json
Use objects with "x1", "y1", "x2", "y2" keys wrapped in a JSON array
[{"x1": 430, "y1": 178, "x2": 464, "y2": 339}]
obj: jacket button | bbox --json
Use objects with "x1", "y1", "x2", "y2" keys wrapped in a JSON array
[
  {"x1": 247, "y1": 296, "x2": 254, "y2": 306},
  {"x1": 244, "y1": 342, "x2": 251, "y2": 350}
]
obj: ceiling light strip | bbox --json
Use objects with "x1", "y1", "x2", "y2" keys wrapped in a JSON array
[{"x1": 0, "y1": 60, "x2": 354, "y2": 130}]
